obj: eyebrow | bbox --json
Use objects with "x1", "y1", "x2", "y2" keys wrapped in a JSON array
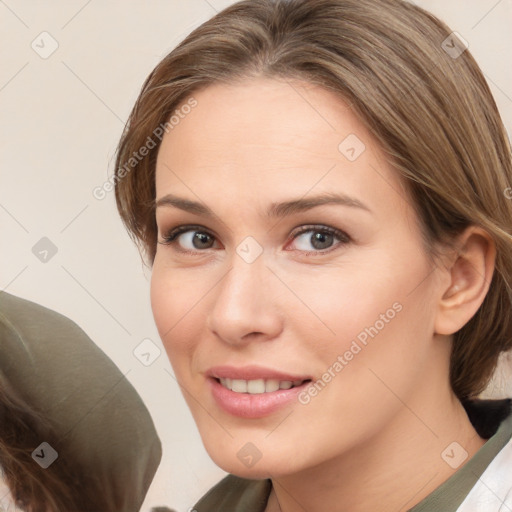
[{"x1": 155, "y1": 192, "x2": 372, "y2": 218}]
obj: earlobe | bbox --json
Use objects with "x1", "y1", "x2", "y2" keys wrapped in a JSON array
[{"x1": 434, "y1": 227, "x2": 496, "y2": 335}]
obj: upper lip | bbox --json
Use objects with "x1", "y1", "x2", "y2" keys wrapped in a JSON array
[{"x1": 207, "y1": 365, "x2": 312, "y2": 382}]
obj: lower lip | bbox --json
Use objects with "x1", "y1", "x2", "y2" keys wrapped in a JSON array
[{"x1": 209, "y1": 378, "x2": 310, "y2": 419}]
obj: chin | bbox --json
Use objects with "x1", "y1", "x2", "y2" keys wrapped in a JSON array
[
  {"x1": 205, "y1": 441, "x2": 300, "y2": 480},
  {"x1": 214, "y1": 458, "x2": 280, "y2": 480}
]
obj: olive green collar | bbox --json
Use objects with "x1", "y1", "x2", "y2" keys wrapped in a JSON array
[{"x1": 410, "y1": 405, "x2": 512, "y2": 511}]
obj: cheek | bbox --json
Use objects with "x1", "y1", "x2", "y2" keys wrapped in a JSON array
[
  {"x1": 150, "y1": 260, "x2": 204, "y2": 369},
  {"x1": 282, "y1": 249, "x2": 430, "y2": 352},
  {"x1": 297, "y1": 252, "x2": 437, "y2": 405}
]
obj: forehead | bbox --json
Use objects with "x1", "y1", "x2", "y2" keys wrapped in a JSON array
[
  {"x1": 157, "y1": 78, "x2": 368, "y2": 169},
  {"x1": 154, "y1": 78, "x2": 408, "y2": 220}
]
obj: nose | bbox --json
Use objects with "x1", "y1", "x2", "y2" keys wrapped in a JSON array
[{"x1": 206, "y1": 250, "x2": 283, "y2": 347}]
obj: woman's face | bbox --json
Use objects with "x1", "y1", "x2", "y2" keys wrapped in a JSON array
[{"x1": 151, "y1": 77, "x2": 449, "y2": 478}]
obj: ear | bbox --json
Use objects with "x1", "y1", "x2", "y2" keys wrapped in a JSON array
[{"x1": 434, "y1": 226, "x2": 496, "y2": 335}]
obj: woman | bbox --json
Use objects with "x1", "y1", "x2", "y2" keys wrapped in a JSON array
[
  {"x1": 114, "y1": 0, "x2": 512, "y2": 510},
  {"x1": 0, "y1": 291, "x2": 162, "y2": 511}
]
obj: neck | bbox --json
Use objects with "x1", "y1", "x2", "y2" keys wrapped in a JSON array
[{"x1": 267, "y1": 389, "x2": 485, "y2": 512}]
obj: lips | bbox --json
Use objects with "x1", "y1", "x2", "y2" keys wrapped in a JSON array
[
  {"x1": 208, "y1": 365, "x2": 312, "y2": 382},
  {"x1": 207, "y1": 365, "x2": 312, "y2": 418}
]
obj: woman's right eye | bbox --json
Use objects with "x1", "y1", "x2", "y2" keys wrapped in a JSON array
[{"x1": 159, "y1": 226, "x2": 219, "y2": 253}]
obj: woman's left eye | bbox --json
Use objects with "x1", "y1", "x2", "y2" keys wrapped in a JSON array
[{"x1": 288, "y1": 226, "x2": 350, "y2": 254}]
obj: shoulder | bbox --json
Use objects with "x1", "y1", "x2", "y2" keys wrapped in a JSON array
[
  {"x1": 0, "y1": 292, "x2": 162, "y2": 509},
  {"x1": 457, "y1": 435, "x2": 512, "y2": 511},
  {"x1": 194, "y1": 474, "x2": 272, "y2": 512},
  {"x1": 0, "y1": 291, "x2": 157, "y2": 432},
  {"x1": 0, "y1": 291, "x2": 100, "y2": 362},
  {"x1": 457, "y1": 400, "x2": 512, "y2": 511}
]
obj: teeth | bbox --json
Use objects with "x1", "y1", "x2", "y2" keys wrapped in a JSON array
[
  {"x1": 265, "y1": 379, "x2": 280, "y2": 392},
  {"x1": 232, "y1": 379, "x2": 247, "y2": 393},
  {"x1": 247, "y1": 379, "x2": 265, "y2": 394},
  {"x1": 218, "y1": 378, "x2": 306, "y2": 394}
]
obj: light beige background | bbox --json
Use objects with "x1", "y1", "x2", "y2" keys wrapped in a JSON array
[{"x1": 1, "y1": 1, "x2": 511, "y2": 510}]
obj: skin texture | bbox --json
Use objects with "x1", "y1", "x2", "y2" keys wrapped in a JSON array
[{"x1": 151, "y1": 78, "x2": 495, "y2": 512}]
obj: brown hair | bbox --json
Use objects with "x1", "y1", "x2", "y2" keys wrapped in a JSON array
[
  {"x1": 0, "y1": 374, "x2": 115, "y2": 512},
  {"x1": 113, "y1": 0, "x2": 512, "y2": 400},
  {"x1": 0, "y1": 374, "x2": 75, "y2": 511}
]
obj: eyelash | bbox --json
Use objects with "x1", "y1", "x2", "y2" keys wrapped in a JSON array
[{"x1": 158, "y1": 224, "x2": 351, "y2": 256}]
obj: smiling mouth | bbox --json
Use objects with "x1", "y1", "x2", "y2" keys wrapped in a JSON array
[{"x1": 216, "y1": 377, "x2": 311, "y2": 394}]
